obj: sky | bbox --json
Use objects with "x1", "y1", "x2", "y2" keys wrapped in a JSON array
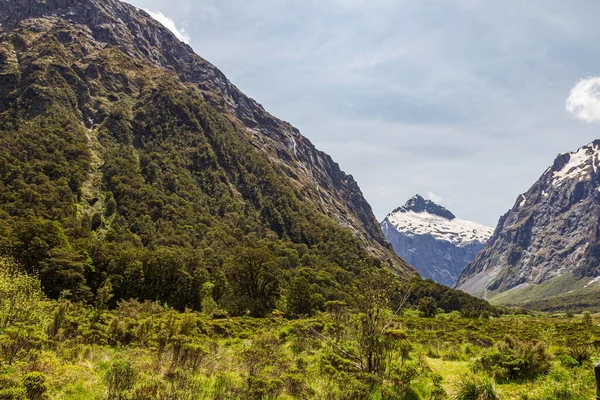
[{"x1": 129, "y1": 0, "x2": 600, "y2": 227}]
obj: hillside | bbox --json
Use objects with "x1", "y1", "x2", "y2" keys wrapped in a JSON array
[
  {"x1": 0, "y1": 0, "x2": 415, "y2": 315},
  {"x1": 382, "y1": 195, "x2": 493, "y2": 286},
  {"x1": 456, "y1": 141, "x2": 600, "y2": 309}
]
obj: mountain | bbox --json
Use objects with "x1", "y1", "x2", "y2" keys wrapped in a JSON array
[
  {"x1": 456, "y1": 141, "x2": 600, "y2": 310},
  {"x1": 381, "y1": 195, "x2": 493, "y2": 287},
  {"x1": 0, "y1": 0, "x2": 414, "y2": 313}
]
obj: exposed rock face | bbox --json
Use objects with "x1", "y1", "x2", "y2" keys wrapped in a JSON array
[
  {"x1": 456, "y1": 141, "x2": 600, "y2": 299},
  {"x1": 381, "y1": 195, "x2": 493, "y2": 286},
  {"x1": 0, "y1": 0, "x2": 412, "y2": 272}
]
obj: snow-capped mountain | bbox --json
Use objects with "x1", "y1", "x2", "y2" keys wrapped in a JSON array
[
  {"x1": 381, "y1": 195, "x2": 493, "y2": 286},
  {"x1": 456, "y1": 140, "x2": 600, "y2": 308}
]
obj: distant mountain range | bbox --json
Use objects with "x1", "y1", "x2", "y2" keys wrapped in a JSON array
[
  {"x1": 381, "y1": 195, "x2": 493, "y2": 287},
  {"x1": 456, "y1": 141, "x2": 600, "y2": 311}
]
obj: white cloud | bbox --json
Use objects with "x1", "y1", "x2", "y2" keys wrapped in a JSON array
[
  {"x1": 566, "y1": 77, "x2": 600, "y2": 123},
  {"x1": 427, "y1": 191, "x2": 443, "y2": 204},
  {"x1": 143, "y1": 9, "x2": 191, "y2": 45}
]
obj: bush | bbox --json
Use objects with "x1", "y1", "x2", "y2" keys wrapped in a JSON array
[
  {"x1": 430, "y1": 373, "x2": 447, "y2": 400},
  {"x1": 454, "y1": 374, "x2": 497, "y2": 400},
  {"x1": 22, "y1": 373, "x2": 48, "y2": 400},
  {"x1": 0, "y1": 388, "x2": 26, "y2": 400},
  {"x1": 244, "y1": 377, "x2": 283, "y2": 400},
  {"x1": 557, "y1": 354, "x2": 579, "y2": 369},
  {"x1": 565, "y1": 342, "x2": 593, "y2": 366},
  {"x1": 479, "y1": 336, "x2": 550, "y2": 382},
  {"x1": 105, "y1": 359, "x2": 138, "y2": 400}
]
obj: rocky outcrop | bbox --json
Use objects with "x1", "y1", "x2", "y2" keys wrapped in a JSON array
[
  {"x1": 0, "y1": 0, "x2": 410, "y2": 272},
  {"x1": 456, "y1": 141, "x2": 600, "y2": 298},
  {"x1": 382, "y1": 195, "x2": 492, "y2": 286}
]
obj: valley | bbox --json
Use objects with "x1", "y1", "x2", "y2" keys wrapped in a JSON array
[{"x1": 1, "y1": 0, "x2": 600, "y2": 399}]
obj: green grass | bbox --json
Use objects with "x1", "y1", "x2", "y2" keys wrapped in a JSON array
[
  {"x1": 489, "y1": 272, "x2": 600, "y2": 307},
  {"x1": 427, "y1": 357, "x2": 471, "y2": 393}
]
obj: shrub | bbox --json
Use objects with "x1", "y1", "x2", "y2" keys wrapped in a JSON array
[
  {"x1": 430, "y1": 373, "x2": 447, "y2": 400},
  {"x1": 479, "y1": 336, "x2": 550, "y2": 382},
  {"x1": 0, "y1": 327, "x2": 44, "y2": 365},
  {"x1": 0, "y1": 388, "x2": 26, "y2": 400},
  {"x1": 0, "y1": 260, "x2": 49, "y2": 330},
  {"x1": 244, "y1": 377, "x2": 283, "y2": 400},
  {"x1": 557, "y1": 354, "x2": 579, "y2": 369},
  {"x1": 582, "y1": 312, "x2": 592, "y2": 326},
  {"x1": 105, "y1": 359, "x2": 138, "y2": 400},
  {"x1": 389, "y1": 362, "x2": 419, "y2": 390},
  {"x1": 211, "y1": 374, "x2": 237, "y2": 400},
  {"x1": 22, "y1": 373, "x2": 48, "y2": 400},
  {"x1": 282, "y1": 373, "x2": 310, "y2": 397},
  {"x1": 565, "y1": 342, "x2": 592, "y2": 366},
  {"x1": 454, "y1": 374, "x2": 497, "y2": 400}
]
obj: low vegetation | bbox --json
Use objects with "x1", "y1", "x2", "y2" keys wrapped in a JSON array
[{"x1": 0, "y1": 260, "x2": 598, "y2": 399}]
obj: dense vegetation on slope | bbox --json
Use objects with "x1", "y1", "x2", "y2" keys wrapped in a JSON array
[
  {"x1": 1, "y1": 260, "x2": 597, "y2": 399},
  {"x1": 0, "y1": 23, "x2": 398, "y2": 316},
  {"x1": 0, "y1": 8, "x2": 490, "y2": 321}
]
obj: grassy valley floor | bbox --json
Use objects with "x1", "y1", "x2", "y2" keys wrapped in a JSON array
[{"x1": 2, "y1": 262, "x2": 599, "y2": 399}]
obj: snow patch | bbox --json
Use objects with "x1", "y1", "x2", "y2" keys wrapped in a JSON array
[
  {"x1": 518, "y1": 195, "x2": 526, "y2": 208},
  {"x1": 386, "y1": 210, "x2": 493, "y2": 246},
  {"x1": 552, "y1": 145, "x2": 596, "y2": 186}
]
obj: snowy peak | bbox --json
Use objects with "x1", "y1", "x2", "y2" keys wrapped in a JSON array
[
  {"x1": 391, "y1": 194, "x2": 456, "y2": 220},
  {"x1": 383, "y1": 196, "x2": 493, "y2": 246},
  {"x1": 457, "y1": 139, "x2": 600, "y2": 302},
  {"x1": 549, "y1": 140, "x2": 600, "y2": 187},
  {"x1": 381, "y1": 196, "x2": 493, "y2": 287}
]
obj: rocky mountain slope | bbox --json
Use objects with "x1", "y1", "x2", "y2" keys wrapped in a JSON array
[
  {"x1": 456, "y1": 141, "x2": 600, "y2": 308},
  {"x1": 381, "y1": 195, "x2": 492, "y2": 286},
  {"x1": 0, "y1": 0, "x2": 414, "y2": 310},
  {"x1": 0, "y1": 0, "x2": 406, "y2": 269}
]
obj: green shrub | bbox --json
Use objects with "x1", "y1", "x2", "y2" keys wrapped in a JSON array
[
  {"x1": 244, "y1": 377, "x2": 283, "y2": 400},
  {"x1": 430, "y1": 373, "x2": 447, "y2": 400},
  {"x1": 105, "y1": 359, "x2": 138, "y2": 400},
  {"x1": 21, "y1": 373, "x2": 47, "y2": 400},
  {"x1": 565, "y1": 342, "x2": 592, "y2": 366},
  {"x1": 0, "y1": 388, "x2": 26, "y2": 400},
  {"x1": 282, "y1": 373, "x2": 311, "y2": 397},
  {"x1": 454, "y1": 374, "x2": 497, "y2": 400},
  {"x1": 479, "y1": 336, "x2": 550, "y2": 381},
  {"x1": 582, "y1": 312, "x2": 592, "y2": 326},
  {"x1": 557, "y1": 354, "x2": 579, "y2": 369}
]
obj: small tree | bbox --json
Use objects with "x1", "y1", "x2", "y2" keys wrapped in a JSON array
[
  {"x1": 201, "y1": 282, "x2": 218, "y2": 317},
  {"x1": 96, "y1": 279, "x2": 114, "y2": 310},
  {"x1": 321, "y1": 267, "x2": 410, "y2": 375},
  {"x1": 582, "y1": 311, "x2": 593, "y2": 326},
  {"x1": 287, "y1": 275, "x2": 314, "y2": 317},
  {"x1": 225, "y1": 246, "x2": 279, "y2": 317},
  {"x1": 418, "y1": 297, "x2": 438, "y2": 318}
]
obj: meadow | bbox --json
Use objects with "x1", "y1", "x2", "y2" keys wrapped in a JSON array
[{"x1": 1, "y1": 262, "x2": 598, "y2": 399}]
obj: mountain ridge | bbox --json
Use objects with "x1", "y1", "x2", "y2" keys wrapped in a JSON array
[
  {"x1": 456, "y1": 140, "x2": 600, "y2": 307},
  {"x1": 0, "y1": 0, "x2": 410, "y2": 272},
  {"x1": 0, "y1": 0, "x2": 419, "y2": 316}
]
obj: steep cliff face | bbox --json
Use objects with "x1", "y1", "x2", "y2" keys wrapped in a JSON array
[
  {"x1": 381, "y1": 195, "x2": 492, "y2": 286},
  {"x1": 0, "y1": 0, "x2": 410, "y2": 272},
  {"x1": 456, "y1": 141, "x2": 600, "y2": 304}
]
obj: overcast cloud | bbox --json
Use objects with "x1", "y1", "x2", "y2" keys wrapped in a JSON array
[{"x1": 130, "y1": 0, "x2": 600, "y2": 227}]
